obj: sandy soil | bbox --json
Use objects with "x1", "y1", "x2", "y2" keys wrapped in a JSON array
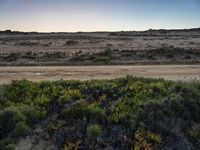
[{"x1": 0, "y1": 65, "x2": 200, "y2": 84}]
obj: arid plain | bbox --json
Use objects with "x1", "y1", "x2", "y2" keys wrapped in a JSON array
[{"x1": 0, "y1": 29, "x2": 200, "y2": 83}]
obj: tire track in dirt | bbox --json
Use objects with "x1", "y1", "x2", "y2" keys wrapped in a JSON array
[{"x1": 0, "y1": 65, "x2": 200, "y2": 84}]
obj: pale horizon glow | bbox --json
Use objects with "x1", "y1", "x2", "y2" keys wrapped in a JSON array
[{"x1": 0, "y1": 0, "x2": 200, "y2": 32}]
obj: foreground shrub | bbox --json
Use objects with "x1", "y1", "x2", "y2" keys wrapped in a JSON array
[
  {"x1": 61, "y1": 100, "x2": 88, "y2": 119},
  {"x1": 63, "y1": 141, "x2": 80, "y2": 150},
  {"x1": 86, "y1": 103, "x2": 106, "y2": 121},
  {"x1": 107, "y1": 97, "x2": 142, "y2": 125},
  {"x1": 86, "y1": 124, "x2": 102, "y2": 149},
  {"x1": 0, "y1": 107, "x2": 25, "y2": 138},
  {"x1": 86, "y1": 124, "x2": 102, "y2": 139},
  {"x1": 20, "y1": 105, "x2": 45, "y2": 126},
  {"x1": 0, "y1": 77, "x2": 200, "y2": 149},
  {"x1": 59, "y1": 89, "x2": 83, "y2": 103},
  {"x1": 0, "y1": 106, "x2": 42, "y2": 148},
  {"x1": 61, "y1": 101, "x2": 105, "y2": 121},
  {"x1": 13, "y1": 122, "x2": 30, "y2": 138},
  {"x1": 0, "y1": 138, "x2": 15, "y2": 150}
]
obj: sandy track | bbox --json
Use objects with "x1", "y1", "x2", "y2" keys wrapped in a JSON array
[{"x1": 0, "y1": 65, "x2": 200, "y2": 84}]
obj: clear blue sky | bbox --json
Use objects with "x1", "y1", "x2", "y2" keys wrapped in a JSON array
[{"x1": 0, "y1": 0, "x2": 199, "y2": 32}]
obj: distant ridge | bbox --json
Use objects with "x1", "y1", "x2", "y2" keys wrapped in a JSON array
[
  {"x1": 0, "y1": 28, "x2": 200, "y2": 35},
  {"x1": 0, "y1": 30, "x2": 39, "y2": 35}
]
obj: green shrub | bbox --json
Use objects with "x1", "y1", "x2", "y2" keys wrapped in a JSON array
[
  {"x1": 107, "y1": 97, "x2": 142, "y2": 124},
  {"x1": 61, "y1": 101, "x2": 105, "y2": 120},
  {"x1": 59, "y1": 95, "x2": 72, "y2": 103},
  {"x1": 0, "y1": 86, "x2": 5, "y2": 110},
  {"x1": 35, "y1": 94, "x2": 50, "y2": 105},
  {"x1": 86, "y1": 103, "x2": 106, "y2": 120},
  {"x1": 20, "y1": 105, "x2": 45, "y2": 126},
  {"x1": 4, "y1": 80, "x2": 37, "y2": 105},
  {"x1": 94, "y1": 56, "x2": 111, "y2": 63},
  {"x1": 14, "y1": 122, "x2": 30, "y2": 138},
  {"x1": 65, "y1": 40, "x2": 78, "y2": 46},
  {"x1": 1, "y1": 77, "x2": 200, "y2": 149},
  {"x1": 63, "y1": 141, "x2": 80, "y2": 150},
  {"x1": 103, "y1": 49, "x2": 112, "y2": 55},
  {"x1": 0, "y1": 138, "x2": 15, "y2": 150},
  {"x1": 86, "y1": 124, "x2": 103, "y2": 149},
  {"x1": 0, "y1": 107, "x2": 25, "y2": 138},
  {"x1": 86, "y1": 124, "x2": 102, "y2": 145},
  {"x1": 60, "y1": 89, "x2": 82, "y2": 103},
  {"x1": 61, "y1": 100, "x2": 88, "y2": 119}
]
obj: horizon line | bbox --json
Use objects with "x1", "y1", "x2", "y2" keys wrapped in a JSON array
[{"x1": 1, "y1": 27, "x2": 200, "y2": 34}]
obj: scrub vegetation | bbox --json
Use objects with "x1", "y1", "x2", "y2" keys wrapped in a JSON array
[
  {"x1": 1, "y1": 47, "x2": 200, "y2": 66},
  {"x1": 0, "y1": 76, "x2": 199, "y2": 149}
]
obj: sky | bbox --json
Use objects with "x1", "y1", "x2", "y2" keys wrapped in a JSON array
[{"x1": 0, "y1": 0, "x2": 200, "y2": 32}]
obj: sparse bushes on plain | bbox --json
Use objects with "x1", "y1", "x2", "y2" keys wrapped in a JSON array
[
  {"x1": 1, "y1": 47, "x2": 200, "y2": 65},
  {"x1": 65, "y1": 40, "x2": 78, "y2": 46}
]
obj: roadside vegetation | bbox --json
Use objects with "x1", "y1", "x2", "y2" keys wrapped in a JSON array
[
  {"x1": 0, "y1": 76, "x2": 199, "y2": 149},
  {"x1": 1, "y1": 47, "x2": 200, "y2": 66}
]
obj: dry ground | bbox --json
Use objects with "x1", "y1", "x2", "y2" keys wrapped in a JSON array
[
  {"x1": 0, "y1": 30, "x2": 200, "y2": 83},
  {"x1": 0, "y1": 29, "x2": 200, "y2": 66},
  {"x1": 0, "y1": 65, "x2": 200, "y2": 84},
  {"x1": 1, "y1": 30, "x2": 200, "y2": 54}
]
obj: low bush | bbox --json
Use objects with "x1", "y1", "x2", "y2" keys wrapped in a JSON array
[
  {"x1": 61, "y1": 101, "x2": 105, "y2": 121},
  {"x1": 86, "y1": 124, "x2": 102, "y2": 139},
  {"x1": 0, "y1": 107, "x2": 25, "y2": 138},
  {"x1": 20, "y1": 105, "x2": 44, "y2": 126},
  {"x1": 0, "y1": 138, "x2": 15, "y2": 150},
  {"x1": 86, "y1": 103, "x2": 106, "y2": 121},
  {"x1": 13, "y1": 122, "x2": 30, "y2": 138},
  {"x1": 61, "y1": 100, "x2": 88, "y2": 119},
  {"x1": 65, "y1": 40, "x2": 78, "y2": 46},
  {"x1": 86, "y1": 124, "x2": 102, "y2": 149}
]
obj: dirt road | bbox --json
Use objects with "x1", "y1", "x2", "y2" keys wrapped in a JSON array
[{"x1": 0, "y1": 65, "x2": 200, "y2": 84}]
